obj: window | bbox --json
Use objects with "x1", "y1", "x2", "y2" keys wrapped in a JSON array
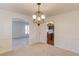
[{"x1": 25, "y1": 25, "x2": 29, "y2": 34}]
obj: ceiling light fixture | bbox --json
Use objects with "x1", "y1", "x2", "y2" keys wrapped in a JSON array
[{"x1": 32, "y1": 3, "x2": 45, "y2": 26}]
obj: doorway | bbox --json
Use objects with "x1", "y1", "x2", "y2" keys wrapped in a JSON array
[
  {"x1": 47, "y1": 22, "x2": 54, "y2": 45},
  {"x1": 12, "y1": 18, "x2": 29, "y2": 50}
]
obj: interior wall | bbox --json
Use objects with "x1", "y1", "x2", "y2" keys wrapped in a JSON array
[
  {"x1": 0, "y1": 9, "x2": 31, "y2": 54},
  {"x1": 29, "y1": 23, "x2": 40, "y2": 44},
  {"x1": 39, "y1": 23, "x2": 47, "y2": 43},
  {"x1": 54, "y1": 11, "x2": 79, "y2": 53}
]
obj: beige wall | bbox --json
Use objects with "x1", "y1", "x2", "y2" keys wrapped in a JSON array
[
  {"x1": 29, "y1": 23, "x2": 40, "y2": 44},
  {"x1": 54, "y1": 11, "x2": 79, "y2": 53}
]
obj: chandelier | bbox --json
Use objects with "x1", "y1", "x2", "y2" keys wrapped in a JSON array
[{"x1": 32, "y1": 3, "x2": 45, "y2": 26}]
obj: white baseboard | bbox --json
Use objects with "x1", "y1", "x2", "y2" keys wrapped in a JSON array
[
  {"x1": 0, "y1": 49, "x2": 12, "y2": 54},
  {"x1": 55, "y1": 45, "x2": 79, "y2": 54}
]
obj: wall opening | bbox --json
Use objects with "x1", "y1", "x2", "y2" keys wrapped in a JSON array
[
  {"x1": 12, "y1": 18, "x2": 29, "y2": 50},
  {"x1": 47, "y1": 22, "x2": 54, "y2": 45}
]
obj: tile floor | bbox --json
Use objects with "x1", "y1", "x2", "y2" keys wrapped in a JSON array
[{"x1": 12, "y1": 38, "x2": 29, "y2": 50}]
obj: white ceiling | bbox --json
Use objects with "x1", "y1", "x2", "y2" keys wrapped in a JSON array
[{"x1": 0, "y1": 3, "x2": 79, "y2": 18}]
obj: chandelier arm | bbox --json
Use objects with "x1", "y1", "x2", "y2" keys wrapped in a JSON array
[{"x1": 37, "y1": 3, "x2": 41, "y2": 12}]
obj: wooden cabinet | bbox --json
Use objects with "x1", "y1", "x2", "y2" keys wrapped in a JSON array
[{"x1": 47, "y1": 32, "x2": 54, "y2": 45}]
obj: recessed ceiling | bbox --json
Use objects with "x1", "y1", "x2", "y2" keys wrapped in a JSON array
[{"x1": 0, "y1": 3, "x2": 79, "y2": 18}]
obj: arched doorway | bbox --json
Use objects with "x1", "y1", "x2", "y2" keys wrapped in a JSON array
[{"x1": 47, "y1": 22, "x2": 54, "y2": 45}]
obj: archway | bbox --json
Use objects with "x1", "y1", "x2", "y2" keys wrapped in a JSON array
[{"x1": 47, "y1": 22, "x2": 54, "y2": 45}]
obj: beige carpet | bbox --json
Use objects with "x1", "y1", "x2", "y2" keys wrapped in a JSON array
[{"x1": 0, "y1": 43, "x2": 79, "y2": 56}]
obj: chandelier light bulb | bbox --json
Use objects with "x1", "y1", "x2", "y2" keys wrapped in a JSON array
[
  {"x1": 33, "y1": 15, "x2": 36, "y2": 19},
  {"x1": 41, "y1": 15, "x2": 45, "y2": 19}
]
